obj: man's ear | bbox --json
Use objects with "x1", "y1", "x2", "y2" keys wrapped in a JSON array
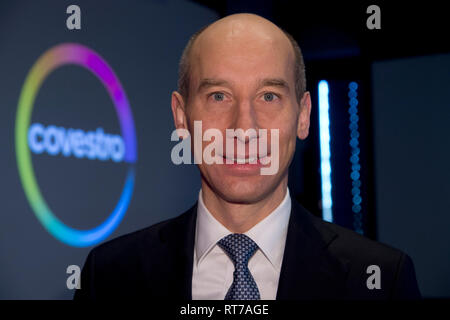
[
  {"x1": 171, "y1": 91, "x2": 188, "y2": 137},
  {"x1": 297, "y1": 91, "x2": 312, "y2": 140}
]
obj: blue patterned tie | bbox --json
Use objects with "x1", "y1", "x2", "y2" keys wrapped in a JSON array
[{"x1": 217, "y1": 233, "x2": 261, "y2": 300}]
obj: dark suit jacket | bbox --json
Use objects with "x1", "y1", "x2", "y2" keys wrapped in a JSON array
[{"x1": 74, "y1": 200, "x2": 421, "y2": 300}]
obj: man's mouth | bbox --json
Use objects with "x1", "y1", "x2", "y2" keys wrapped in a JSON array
[{"x1": 220, "y1": 154, "x2": 270, "y2": 164}]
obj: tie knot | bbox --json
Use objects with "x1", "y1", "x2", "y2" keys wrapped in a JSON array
[{"x1": 217, "y1": 233, "x2": 258, "y2": 266}]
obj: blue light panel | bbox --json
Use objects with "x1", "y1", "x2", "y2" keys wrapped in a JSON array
[{"x1": 318, "y1": 80, "x2": 333, "y2": 222}]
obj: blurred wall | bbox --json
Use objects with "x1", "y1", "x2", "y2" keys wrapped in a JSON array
[{"x1": 372, "y1": 54, "x2": 450, "y2": 298}]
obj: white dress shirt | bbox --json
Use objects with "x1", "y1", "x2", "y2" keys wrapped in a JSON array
[{"x1": 192, "y1": 188, "x2": 291, "y2": 300}]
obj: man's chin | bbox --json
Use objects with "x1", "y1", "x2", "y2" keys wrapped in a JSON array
[{"x1": 213, "y1": 181, "x2": 273, "y2": 205}]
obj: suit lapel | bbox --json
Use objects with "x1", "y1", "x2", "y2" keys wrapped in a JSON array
[
  {"x1": 276, "y1": 201, "x2": 349, "y2": 299},
  {"x1": 144, "y1": 203, "x2": 197, "y2": 299},
  {"x1": 170, "y1": 203, "x2": 197, "y2": 300}
]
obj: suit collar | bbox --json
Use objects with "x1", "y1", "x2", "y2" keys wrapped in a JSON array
[
  {"x1": 276, "y1": 200, "x2": 349, "y2": 299},
  {"x1": 154, "y1": 204, "x2": 198, "y2": 300}
]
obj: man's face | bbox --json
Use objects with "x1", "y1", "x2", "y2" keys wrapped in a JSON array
[{"x1": 174, "y1": 22, "x2": 311, "y2": 204}]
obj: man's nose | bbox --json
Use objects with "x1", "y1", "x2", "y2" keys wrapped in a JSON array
[{"x1": 227, "y1": 98, "x2": 259, "y2": 142}]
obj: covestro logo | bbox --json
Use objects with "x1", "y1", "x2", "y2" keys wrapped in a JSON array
[{"x1": 15, "y1": 43, "x2": 137, "y2": 247}]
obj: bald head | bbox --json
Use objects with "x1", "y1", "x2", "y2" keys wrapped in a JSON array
[
  {"x1": 178, "y1": 13, "x2": 306, "y2": 103},
  {"x1": 194, "y1": 14, "x2": 291, "y2": 56}
]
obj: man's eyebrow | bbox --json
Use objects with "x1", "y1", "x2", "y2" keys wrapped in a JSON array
[
  {"x1": 197, "y1": 78, "x2": 231, "y2": 92},
  {"x1": 197, "y1": 78, "x2": 290, "y2": 92},
  {"x1": 258, "y1": 78, "x2": 290, "y2": 92}
]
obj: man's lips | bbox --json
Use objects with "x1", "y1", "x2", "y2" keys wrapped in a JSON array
[{"x1": 218, "y1": 153, "x2": 271, "y2": 164}]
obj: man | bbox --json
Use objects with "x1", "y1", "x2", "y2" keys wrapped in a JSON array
[{"x1": 74, "y1": 13, "x2": 420, "y2": 300}]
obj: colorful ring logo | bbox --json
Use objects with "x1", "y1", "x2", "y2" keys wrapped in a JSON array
[{"x1": 15, "y1": 43, "x2": 137, "y2": 247}]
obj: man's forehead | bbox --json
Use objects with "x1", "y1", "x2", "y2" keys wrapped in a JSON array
[
  {"x1": 192, "y1": 14, "x2": 292, "y2": 58},
  {"x1": 189, "y1": 16, "x2": 295, "y2": 82}
]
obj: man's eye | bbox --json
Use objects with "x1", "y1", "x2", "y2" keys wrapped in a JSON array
[
  {"x1": 212, "y1": 92, "x2": 225, "y2": 101},
  {"x1": 263, "y1": 93, "x2": 277, "y2": 102}
]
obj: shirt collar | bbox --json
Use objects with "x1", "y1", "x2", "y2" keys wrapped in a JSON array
[{"x1": 195, "y1": 188, "x2": 291, "y2": 271}]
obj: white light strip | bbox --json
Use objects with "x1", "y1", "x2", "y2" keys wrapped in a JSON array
[{"x1": 318, "y1": 80, "x2": 333, "y2": 222}]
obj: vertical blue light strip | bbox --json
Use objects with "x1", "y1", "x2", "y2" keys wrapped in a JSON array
[
  {"x1": 348, "y1": 81, "x2": 363, "y2": 234},
  {"x1": 318, "y1": 80, "x2": 333, "y2": 222}
]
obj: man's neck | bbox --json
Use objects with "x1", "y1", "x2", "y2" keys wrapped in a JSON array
[{"x1": 201, "y1": 181, "x2": 288, "y2": 233}]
